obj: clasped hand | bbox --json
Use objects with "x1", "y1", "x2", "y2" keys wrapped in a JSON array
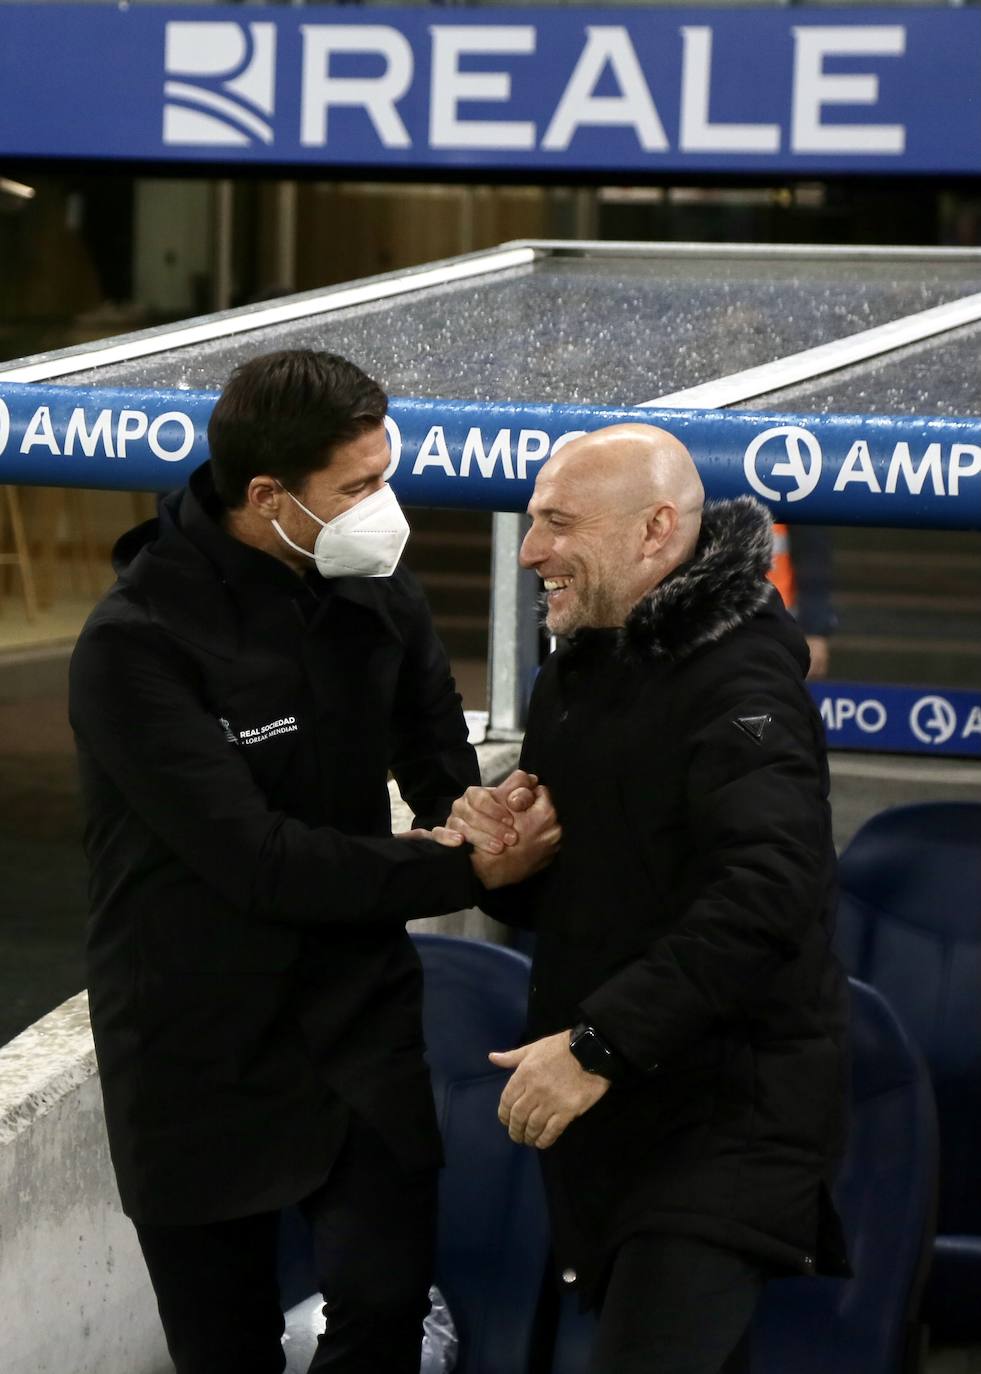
[{"x1": 431, "y1": 769, "x2": 562, "y2": 890}]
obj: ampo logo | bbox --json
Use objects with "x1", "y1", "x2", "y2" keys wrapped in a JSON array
[
  {"x1": 0, "y1": 398, "x2": 8, "y2": 458},
  {"x1": 164, "y1": 23, "x2": 276, "y2": 147},
  {"x1": 383, "y1": 415, "x2": 402, "y2": 480},
  {"x1": 910, "y1": 695, "x2": 958, "y2": 746},
  {"x1": 744, "y1": 425, "x2": 823, "y2": 504}
]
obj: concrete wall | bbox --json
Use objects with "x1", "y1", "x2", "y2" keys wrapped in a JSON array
[
  {"x1": 0, "y1": 741, "x2": 520, "y2": 1374},
  {"x1": 0, "y1": 993, "x2": 171, "y2": 1374}
]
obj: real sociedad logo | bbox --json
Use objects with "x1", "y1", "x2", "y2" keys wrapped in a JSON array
[
  {"x1": 910, "y1": 695, "x2": 958, "y2": 746},
  {"x1": 0, "y1": 398, "x2": 9, "y2": 458},
  {"x1": 744, "y1": 425, "x2": 823, "y2": 504},
  {"x1": 163, "y1": 22, "x2": 277, "y2": 148}
]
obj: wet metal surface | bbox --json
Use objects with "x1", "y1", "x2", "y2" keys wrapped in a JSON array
[
  {"x1": 53, "y1": 254, "x2": 981, "y2": 405},
  {"x1": 748, "y1": 319, "x2": 981, "y2": 417}
]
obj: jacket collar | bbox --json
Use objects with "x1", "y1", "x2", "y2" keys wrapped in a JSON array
[
  {"x1": 114, "y1": 463, "x2": 405, "y2": 656},
  {"x1": 618, "y1": 496, "x2": 775, "y2": 665},
  {"x1": 178, "y1": 463, "x2": 404, "y2": 638}
]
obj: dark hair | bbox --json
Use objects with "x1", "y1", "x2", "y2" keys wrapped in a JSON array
[{"x1": 207, "y1": 350, "x2": 388, "y2": 506}]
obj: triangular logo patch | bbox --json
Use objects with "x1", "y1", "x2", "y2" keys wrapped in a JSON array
[{"x1": 733, "y1": 714, "x2": 772, "y2": 743}]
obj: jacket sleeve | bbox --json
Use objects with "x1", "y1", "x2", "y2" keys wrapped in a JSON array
[
  {"x1": 69, "y1": 618, "x2": 477, "y2": 928},
  {"x1": 580, "y1": 642, "x2": 833, "y2": 1073},
  {"x1": 388, "y1": 587, "x2": 481, "y2": 829}
]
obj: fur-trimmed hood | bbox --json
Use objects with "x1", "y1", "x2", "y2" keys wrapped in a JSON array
[{"x1": 619, "y1": 496, "x2": 777, "y2": 664}]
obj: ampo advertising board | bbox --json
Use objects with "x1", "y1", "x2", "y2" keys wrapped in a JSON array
[
  {"x1": 810, "y1": 683, "x2": 981, "y2": 759},
  {"x1": 1, "y1": 385, "x2": 979, "y2": 531},
  {"x1": 2, "y1": 382, "x2": 979, "y2": 756},
  {"x1": 0, "y1": 6, "x2": 980, "y2": 173}
]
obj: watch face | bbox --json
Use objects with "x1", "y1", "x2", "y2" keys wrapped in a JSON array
[{"x1": 572, "y1": 1027, "x2": 610, "y2": 1075}]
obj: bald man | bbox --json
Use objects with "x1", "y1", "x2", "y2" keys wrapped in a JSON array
[{"x1": 451, "y1": 426, "x2": 849, "y2": 1374}]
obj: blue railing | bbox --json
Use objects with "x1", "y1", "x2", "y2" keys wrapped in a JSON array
[{"x1": 2, "y1": 383, "x2": 980, "y2": 531}]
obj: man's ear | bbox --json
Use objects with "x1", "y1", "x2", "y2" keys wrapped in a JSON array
[
  {"x1": 247, "y1": 476, "x2": 284, "y2": 523},
  {"x1": 642, "y1": 502, "x2": 678, "y2": 555}
]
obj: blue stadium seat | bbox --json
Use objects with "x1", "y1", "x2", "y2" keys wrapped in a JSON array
[
  {"x1": 835, "y1": 801, "x2": 981, "y2": 1344},
  {"x1": 550, "y1": 979, "x2": 938, "y2": 1374},
  {"x1": 278, "y1": 933, "x2": 550, "y2": 1374},
  {"x1": 413, "y1": 933, "x2": 551, "y2": 1374}
]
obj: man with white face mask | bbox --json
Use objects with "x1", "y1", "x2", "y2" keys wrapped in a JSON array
[{"x1": 69, "y1": 350, "x2": 559, "y2": 1374}]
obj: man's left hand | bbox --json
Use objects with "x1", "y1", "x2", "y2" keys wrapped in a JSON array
[{"x1": 489, "y1": 1031, "x2": 610, "y2": 1150}]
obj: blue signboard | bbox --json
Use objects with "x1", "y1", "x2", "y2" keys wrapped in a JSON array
[
  {"x1": 811, "y1": 681, "x2": 981, "y2": 759},
  {"x1": 1, "y1": 6, "x2": 980, "y2": 174},
  {"x1": 2, "y1": 384, "x2": 980, "y2": 529}
]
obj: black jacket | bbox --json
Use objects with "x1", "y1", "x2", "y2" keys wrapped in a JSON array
[
  {"x1": 490, "y1": 498, "x2": 849, "y2": 1306},
  {"x1": 69, "y1": 463, "x2": 480, "y2": 1225}
]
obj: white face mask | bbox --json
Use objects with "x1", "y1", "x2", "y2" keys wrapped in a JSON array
[{"x1": 272, "y1": 483, "x2": 409, "y2": 579}]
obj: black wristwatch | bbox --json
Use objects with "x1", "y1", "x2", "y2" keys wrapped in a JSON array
[{"x1": 569, "y1": 1022, "x2": 626, "y2": 1081}]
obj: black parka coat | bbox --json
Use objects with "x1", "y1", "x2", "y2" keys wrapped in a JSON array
[
  {"x1": 69, "y1": 463, "x2": 480, "y2": 1225},
  {"x1": 493, "y1": 498, "x2": 850, "y2": 1306}
]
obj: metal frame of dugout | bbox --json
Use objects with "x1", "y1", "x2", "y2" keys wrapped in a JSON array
[{"x1": 1, "y1": 239, "x2": 979, "y2": 754}]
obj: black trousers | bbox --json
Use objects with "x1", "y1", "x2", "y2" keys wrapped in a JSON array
[
  {"x1": 588, "y1": 1233, "x2": 769, "y2": 1374},
  {"x1": 135, "y1": 1118, "x2": 437, "y2": 1374}
]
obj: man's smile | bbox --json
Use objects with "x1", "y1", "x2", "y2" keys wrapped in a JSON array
[{"x1": 543, "y1": 575, "x2": 574, "y2": 600}]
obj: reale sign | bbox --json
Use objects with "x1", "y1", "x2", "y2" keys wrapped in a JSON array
[{"x1": 0, "y1": 6, "x2": 979, "y2": 173}]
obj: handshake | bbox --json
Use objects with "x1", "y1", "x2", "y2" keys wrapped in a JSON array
[{"x1": 434, "y1": 769, "x2": 561, "y2": 890}]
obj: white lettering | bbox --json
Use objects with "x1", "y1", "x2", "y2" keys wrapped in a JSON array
[
  {"x1": 20, "y1": 405, "x2": 60, "y2": 456},
  {"x1": 300, "y1": 25, "x2": 412, "y2": 149},
  {"x1": 833, "y1": 439, "x2": 881, "y2": 493},
  {"x1": 148, "y1": 412, "x2": 195, "y2": 463},
  {"x1": 412, "y1": 425, "x2": 456, "y2": 477},
  {"x1": 856, "y1": 699, "x2": 887, "y2": 733},
  {"x1": 460, "y1": 427, "x2": 514, "y2": 480},
  {"x1": 550, "y1": 430, "x2": 588, "y2": 456},
  {"x1": 430, "y1": 27, "x2": 536, "y2": 150},
  {"x1": 821, "y1": 696, "x2": 886, "y2": 733},
  {"x1": 0, "y1": 398, "x2": 9, "y2": 456},
  {"x1": 910, "y1": 695, "x2": 957, "y2": 746},
  {"x1": 744, "y1": 425, "x2": 822, "y2": 503},
  {"x1": 885, "y1": 441, "x2": 944, "y2": 497},
  {"x1": 516, "y1": 429, "x2": 551, "y2": 481},
  {"x1": 542, "y1": 27, "x2": 668, "y2": 153},
  {"x1": 962, "y1": 706, "x2": 981, "y2": 740},
  {"x1": 833, "y1": 699, "x2": 856, "y2": 729},
  {"x1": 64, "y1": 408, "x2": 116, "y2": 458},
  {"x1": 679, "y1": 27, "x2": 779, "y2": 153},
  {"x1": 949, "y1": 444, "x2": 981, "y2": 496},
  {"x1": 116, "y1": 410, "x2": 149, "y2": 458},
  {"x1": 792, "y1": 26, "x2": 905, "y2": 155},
  {"x1": 238, "y1": 715, "x2": 298, "y2": 746}
]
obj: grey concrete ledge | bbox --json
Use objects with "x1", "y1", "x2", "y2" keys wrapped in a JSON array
[{"x1": 0, "y1": 990, "x2": 95, "y2": 1146}]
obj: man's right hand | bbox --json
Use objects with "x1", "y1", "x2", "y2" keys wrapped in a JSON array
[
  {"x1": 466, "y1": 785, "x2": 561, "y2": 890},
  {"x1": 440, "y1": 769, "x2": 539, "y2": 855}
]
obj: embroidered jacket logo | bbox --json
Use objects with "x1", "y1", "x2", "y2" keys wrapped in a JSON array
[{"x1": 220, "y1": 715, "x2": 298, "y2": 746}]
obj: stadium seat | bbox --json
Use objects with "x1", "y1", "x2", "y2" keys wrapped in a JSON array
[
  {"x1": 413, "y1": 933, "x2": 551, "y2": 1374},
  {"x1": 835, "y1": 801, "x2": 981, "y2": 1343},
  {"x1": 278, "y1": 933, "x2": 551, "y2": 1374},
  {"x1": 550, "y1": 979, "x2": 938, "y2": 1374}
]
